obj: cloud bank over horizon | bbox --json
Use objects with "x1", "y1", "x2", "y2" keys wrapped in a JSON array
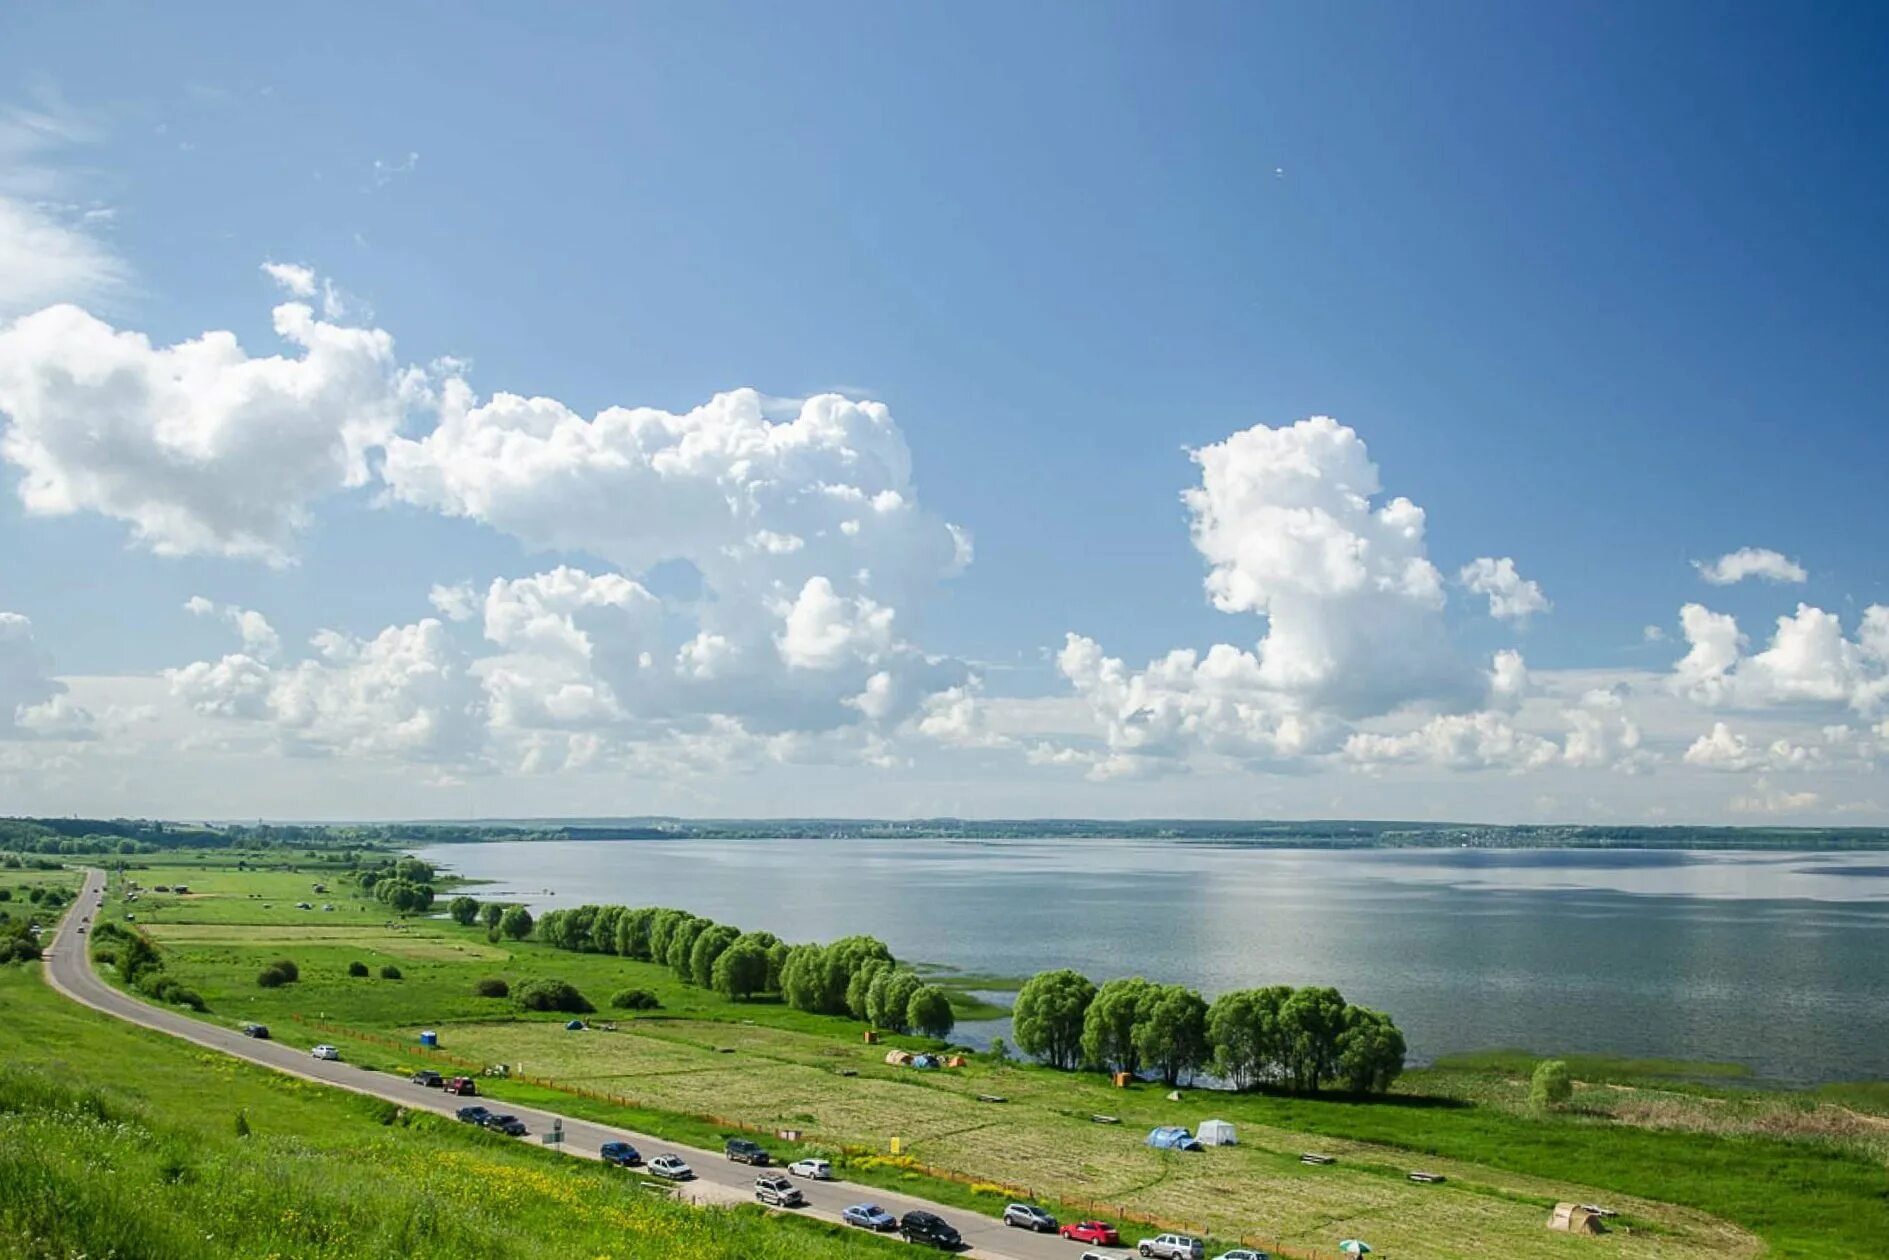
[{"x1": 0, "y1": 265, "x2": 1884, "y2": 823}]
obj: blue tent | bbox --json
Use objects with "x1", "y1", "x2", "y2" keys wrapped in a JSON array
[
  {"x1": 911, "y1": 1054, "x2": 940, "y2": 1069},
  {"x1": 1145, "y1": 1126, "x2": 1204, "y2": 1151}
]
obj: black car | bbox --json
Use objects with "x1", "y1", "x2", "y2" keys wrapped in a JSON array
[
  {"x1": 240, "y1": 1022, "x2": 271, "y2": 1040},
  {"x1": 899, "y1": 1211, "x2": 963, "y2": 1250},
  {"x1": 411, "y1": 1069, "x2": 444, "y2": 1087},
  {"x1": 455, "y1": 1105, "x2": 493, "y2": 1125},
  {"x1": 725, "y1": 1137, "x2": 771, "y2": 1165},
  {"x1": 483, "y1": 1114, "x2": 529, "y2": 1137},
  {"x1": 600, "y1": 1141, "x2": 642, "y2": 1167}
]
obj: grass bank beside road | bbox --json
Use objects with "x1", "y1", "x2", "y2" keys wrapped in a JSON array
[
  {"x1": 72, "y1": 851, "x2": 1889, "y2": 1259},
  {"x1": 0, "y1": 962, "x2": 896, "y2": 1260}
]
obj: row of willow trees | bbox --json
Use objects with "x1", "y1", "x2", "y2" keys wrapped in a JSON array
[
  {"x1": 527, "y1": 904, "x2": 955, "y2": 1038},
  {"x1": 1009, "y1": 971, "x2": 1406, "y2": 1093}
]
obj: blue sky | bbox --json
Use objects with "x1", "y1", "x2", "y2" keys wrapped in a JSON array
[{"x1": 1, "y1": 5, "x2": 1885, "y2": 821}]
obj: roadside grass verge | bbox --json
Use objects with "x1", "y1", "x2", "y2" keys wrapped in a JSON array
[{"x1": 0, "y1": 964, "x2": 901, "y2": 1260}]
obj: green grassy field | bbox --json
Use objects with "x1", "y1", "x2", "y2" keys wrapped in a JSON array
[
  {"x1": 65, "y1": 854, "x2": 1889, "y2": 1258},
  {"x1": 0, "y1": 962, "x2": 905, "y2": 1260}
]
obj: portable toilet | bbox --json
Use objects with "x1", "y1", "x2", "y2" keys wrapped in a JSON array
[{"x1": 419, "y1": 1030, "x2": 439, "y2": 1048}]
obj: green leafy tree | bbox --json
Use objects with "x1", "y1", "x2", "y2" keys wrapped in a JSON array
[
  {"x1": 765, "y1": 941, "x2": 790, "y2": 993},
  {"x1": 867, "y1": 968, "x2": 923, "y2": 1032},
  {"x1": 394, "y1": 857, "x2": 434, "y2": 884},
  {"x1": 645, "y1": 909, "x2": 686, "y2": 965},
  {"x1": 497, "y1": 905, "x2": 533, "y2": 940},
  {"x1": 846, "y1": 957, "x2": 894, "y2": 1021},
  {"x1": 447, "y1": 896, "x2": 480, "y2": 926},
  {"x1": 1080, "y1": 976, "x2": 1153, "y2": 1075},
  {"x1": 1012, "y1": 969, "x2": 1096, "y2": 1070},
  {"x1": 779, "y1": 943, "x2": 822, "y2": 1012},
  {"x1": 906, "y1": 985, "x2": 955, "y2": 1039},
  {"x1": 1279, "y1": 986, "x2": 1349, "y2": 1091},
  {"x1": 689, "y1": 923, "x2": 741, "y2": 988},
  {"x1": 1531, "y1": 1058, "x2": 1574, "y2": 1109},
  {"x1": 479, "y1": 901, "x2": 504, "y2": 929},
  {"x1": 1206, "y1": 985, "x2": 1293, "y2": 1091},
  {"x1": 590, "y1": 905, "x2": 624, "y2": 954},
  {"x1": 666, "y1": 915, "x2": 710, "y2": 983},
  {"x1": 711, "y1": 939, "x2": 771, "y2": 1000},
  {"x1": 1334, "y1": 1006, "x2": 1406, "y2": 1093},
  {"x1": 615, "y1": 907, "x2": 656, "y2": 960},
  {"x1": 1133, "y1": 984, "x2": 1210, "y2": 1086}
]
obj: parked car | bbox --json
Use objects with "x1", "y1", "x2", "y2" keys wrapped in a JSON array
[
  {"x1": 240, "y1": 1022, "x2": 270, "y2": 1039},
  {"x1": 725, "y1": 1137, "x2": 771, "y2": 1165},
  {"x1": 1214, "y1": 1251, "x2": 1271, "y2": 1260},
  {"x1": 410, "y1": 1069, "x2": 444, "y2": 1087},
  {"x1": 1004, "y1": 1203, "x2": 1058, "y2": 1232},
  {"x1": 842, "y1": 1203, "x2": 898, "y2": 1232},
  {"x1": 444, "y1": 1077, "x2": 478, "y2": 1096},
  {"x1": 599, "y1": 1141, "x2": 643, "y2": 1166},
  {"x1": 648, "y1": 1154, "x2": 694, "y2": 1180},
  {"x1": 310, "y1": 1044, "x2": 341, "y2": 1061},
  {"x1": 899, "y1": 1210, "x2": 963, "y2": 1250},
  {"x1": 1139, "y1": 1235, "x2": 1206, "y2": 1260},
  {"x1": 482, "y1": 1113, "x2": 528, "y2": 1136},
  {"x1": 455, "y1": 1105, "x2": 492, "y2": 1125},
  {"x1": 754, "y1": 1173, "x2": 805, "y2": 1207},
  {"x1": 1062, "y1": 1221, "x2": 1122, "y2": 1245},
  {"x1": 1081, "y1": 1253, "x2": 1117, "y2": 1260},
  {"x1": 787, "y1": 1157, "x2": 832, "y2": 1180}
]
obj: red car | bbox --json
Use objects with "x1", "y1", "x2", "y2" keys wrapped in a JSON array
[
  {"x1": 445, "y1": 1077, "x2": 478, "y2": 1096},
  {"x1": 1061, "y1": 1221, "x2": 1120, "y2": 1245}
]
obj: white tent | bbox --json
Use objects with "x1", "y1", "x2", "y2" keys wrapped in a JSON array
[{"x1": 1197, "y1": 1118, "x2": 1238, "y2": 1146}]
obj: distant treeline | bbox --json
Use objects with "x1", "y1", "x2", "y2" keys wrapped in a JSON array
[
  {"x1": 526, "y1": 902, "x2": 955, "y2": 1037},
  {"x1": 9, "y1": 815, "x2": 1887, "y2": 854}
]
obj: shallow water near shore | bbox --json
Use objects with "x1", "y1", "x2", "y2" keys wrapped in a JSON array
[{"x1": 418, "y1": 838, "x2": 1889, "y2": 1085}]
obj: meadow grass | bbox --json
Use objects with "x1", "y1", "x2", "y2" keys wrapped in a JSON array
[
  {"x1": 0, "y1": 964, "x2": 903, "y2": 1260},
  {"x1": 85, "y1": 855, "x2": 1889, "y2": 1259}
]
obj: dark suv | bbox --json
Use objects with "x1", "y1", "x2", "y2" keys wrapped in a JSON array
[
  {"x1": 899, "y1": 1211, "x2": 963, "y2": 1250},
  {"x1": 725, "y1": 1138, "x2": 771, "y2": 1165}
]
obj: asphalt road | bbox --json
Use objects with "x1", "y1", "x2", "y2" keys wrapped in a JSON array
[{"x1": 42, "y1": 868, "x2": 1149, "y2": 1260}]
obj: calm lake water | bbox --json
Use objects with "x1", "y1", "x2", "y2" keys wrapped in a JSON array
[{"x1": 417, "y1": 839, "x2": 1889, "y2": 1085}]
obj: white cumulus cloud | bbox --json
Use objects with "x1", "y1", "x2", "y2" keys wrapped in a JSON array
[
  {"x1": 0, "y1": 293, "x2": 417, "y2": 562},
  {"x1": 1694, "y1": 547, "x2": 1808, "y2": 586},
  {"x1": 1459, "y1": 556, "x2": 1551, "y2": 623}
]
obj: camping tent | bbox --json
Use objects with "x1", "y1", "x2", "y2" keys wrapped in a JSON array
[
  {"x1": 1144, "y1": 1126, "x2": 1204, "y2": 1151},
  {"x1": 1548, "y1": 1203, "x2": 1604, "y2": 1235},
  {"x1": 884, "y1": 1049, "x2": 914, "y2": 1066},
  {"x1": 1197, "y1": 1119, "x2": 1238, "y2": 1146},
  {"x1": 910, "y1": 1054, "x2": 940, "y2": 1069}
]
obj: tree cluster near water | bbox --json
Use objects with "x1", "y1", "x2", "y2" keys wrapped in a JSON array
[
  {"x1": 1010, "y1": 970, "x2": 1405, "y2": 1093},
  {"x1": 529, "y1": 903, "x2": 955, "y2": 1037}
]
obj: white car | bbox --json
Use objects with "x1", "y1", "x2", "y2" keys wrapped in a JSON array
[
  {"x1": 1216, "y1": 1251, "x2": 1272, "y2": 1260},
  {"x1": 311, "y1": 1044, "x2": 341, "y2": 1061},
  {"x1": 648, "y1": 1154, "x2": 694, "y2": 1180},
  {"x1": 788, "y1": 1157, "x2": 833, "y2": 1180}
]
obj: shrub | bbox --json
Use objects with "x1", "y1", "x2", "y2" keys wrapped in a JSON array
[
  {"x1": 167, "y1": 987, "x2": 207, "y2": 1012},
  {"x1": 473, "y1": 977, "x2": 510, "y2": 998},
  {"x1": 379, "y1": 965, "x2": 403, "y2": 981},
  {"x1": 256, "y1": 964, "x2": 292, "y2": 988},
  {"x1": 1531, "y1": 1059, "x2": 1574, "y2": 1109},
  {"x1": 609, "y1": 988, "x2": 661, "y2": 1011},
  {"x1": 347, "y1": 961, "x2": 369, "y2": 977},
  {"x1": 268, "y1": 959, "x2": 300, "y2": 983},
  {"x1": 515, "y1": 978, "x2": 593, "y2": 1013},
  {"x1": 234, "y1": 1110, "x2": 251, "y2": 1138},
  {"x1": 448, "y1": 895, "x2": 480, "y2": 926}
]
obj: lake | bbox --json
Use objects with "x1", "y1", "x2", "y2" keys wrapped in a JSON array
[{"x1": 417, "y1": 838, "x2": 1889, "y2": 1085}]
